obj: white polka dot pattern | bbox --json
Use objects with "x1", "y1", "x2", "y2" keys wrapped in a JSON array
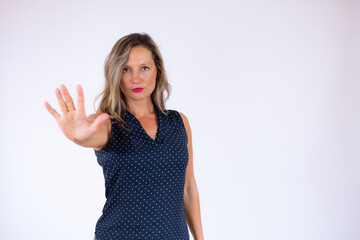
[{"x1": 93, "y1": 104, "x2": 190, "y2": 240}]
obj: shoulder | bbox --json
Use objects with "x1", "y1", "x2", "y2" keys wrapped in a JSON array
[
  {"x1": 177, "y1": 111, "x2": 192, "y2": 145},
  {"x1": 165, "y1": 109, "x2": 189, "y2": 125},
  {"x1": 171, "y1": 110, "x2": 191, "y2": 133},
  {"x1": 178, "y1": 111, "x2": 190, "y2": 127}
]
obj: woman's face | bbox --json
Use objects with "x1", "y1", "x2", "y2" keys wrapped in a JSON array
[{"x1": 120, "y1": 45, "x2": 157, "y2": 104}]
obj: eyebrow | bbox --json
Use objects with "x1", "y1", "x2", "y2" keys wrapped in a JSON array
[{"x1": 123, "y1": 62, "x2": 151, "y2": 68}]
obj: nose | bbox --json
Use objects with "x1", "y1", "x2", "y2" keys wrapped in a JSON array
[{"x1": 131, "y1": 69, "x2": 142, "y2": 83}]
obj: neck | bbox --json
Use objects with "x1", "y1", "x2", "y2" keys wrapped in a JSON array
[{"x1": 125, "y1": 98, "x2": 155, "y2": 117}]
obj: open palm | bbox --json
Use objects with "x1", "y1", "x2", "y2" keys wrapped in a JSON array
[{"x1": 44, "y1": 84, "x2": 109, "y2": 144}]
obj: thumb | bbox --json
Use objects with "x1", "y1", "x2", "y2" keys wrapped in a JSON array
[{"x1": 91, "y1": 113, "x2": 109, "y2": 129}]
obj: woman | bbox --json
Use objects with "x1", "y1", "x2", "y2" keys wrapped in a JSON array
[{"x1": 44, "y1": 33, "x2": 204, "y2": 240}]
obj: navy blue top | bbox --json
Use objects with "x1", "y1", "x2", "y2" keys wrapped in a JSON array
[{"x1": 93, "y1": 103, "x2": 190, "y2": 240}]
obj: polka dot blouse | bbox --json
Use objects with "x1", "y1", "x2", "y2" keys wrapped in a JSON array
[{"x1": 93, "y1": 103, "x2": 190, "y2": 240}]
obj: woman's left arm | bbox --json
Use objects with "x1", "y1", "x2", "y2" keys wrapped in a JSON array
[{"x1": 179, "y1": 112, "x2": 205, "y2": 240}]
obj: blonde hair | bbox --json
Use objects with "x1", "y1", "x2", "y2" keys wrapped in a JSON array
[{"x1": 93, "y1": 33, "x2": 172, "y2": 131}]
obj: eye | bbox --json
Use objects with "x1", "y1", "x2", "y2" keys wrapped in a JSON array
[
  {"x1": 122, "y1": 67, "x2": 129, "y2": 72},
  {"x1": 142, "y1": 66, "x2": 149, "y2": 70}
]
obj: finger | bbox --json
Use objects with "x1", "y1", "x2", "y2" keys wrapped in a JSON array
[
  {"x1": 77, "y1": 84, "x2": 85, "y2": 113},
  {"x1": 44, "y1": 101, "x2": 61, "y2": 120},
  {"x1": 55, "y1": 88, "x2": 69, "y2": 113},
  {"x1": 60, "y1": 84, "x2": 76, "y2": 111},
  {"x1": 91, "y1": 113, "x2": 109, "y2": 130}
]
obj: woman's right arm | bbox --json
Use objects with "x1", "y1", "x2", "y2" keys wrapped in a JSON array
[{"x1": 43, "y1": 84, "x2": 110, "y2": 150}]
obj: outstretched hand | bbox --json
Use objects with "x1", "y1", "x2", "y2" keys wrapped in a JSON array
[{"x1": 44, "y1": 84, "x2": 109, "y2": 144}]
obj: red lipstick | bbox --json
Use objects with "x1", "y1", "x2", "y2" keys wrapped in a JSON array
[{"x1": 132, "y1": 88, "x2": 143, "y2": 92}]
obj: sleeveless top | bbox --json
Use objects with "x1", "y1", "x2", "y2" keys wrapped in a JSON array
[{"x1": 93, "y1": 103, "x2": 190, "y2": 240}]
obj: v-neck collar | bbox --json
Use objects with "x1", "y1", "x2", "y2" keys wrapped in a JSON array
[{"x1": 125, "y1": 104, "x2": 161, "y2": 144}]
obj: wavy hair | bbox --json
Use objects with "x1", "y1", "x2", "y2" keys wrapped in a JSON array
[{"x1": 93, "y1": 33, "x2": 172, "y2": 131}]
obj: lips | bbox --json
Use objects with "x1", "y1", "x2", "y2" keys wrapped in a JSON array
[{"x1": 132, "y1": 88, "x2": 143, "y2": 92}]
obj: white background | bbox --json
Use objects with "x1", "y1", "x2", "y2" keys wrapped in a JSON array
[{"x1": 0, "y1": 0, "x2": 359, "y2": 239}]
